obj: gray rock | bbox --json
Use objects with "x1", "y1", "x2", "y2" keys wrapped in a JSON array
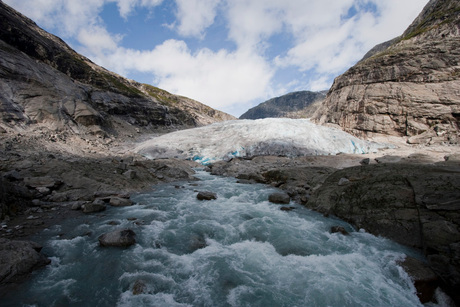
[
  {"x1": 337, "y1": 178, "x2": 350, "y2": 186},
  {"x1": 0, "y1": 238, "x2": 50, "y2": 284},
  {"x1": 359, "y1": 158, "x2": 370, "y2": 165},
  {"x1": 98, "y1": 229, "x2": 136, "y2": 247},
  {"x1": 308, "y1": 163, "x2": 460, "y2": 303},
  {"x1": 268, "y1": 192, "x2": 290, "y2": 204},
  {"x1": 399, "y1": 256, "x2": 439, "y2": 303},
  {"x1": 197, "y1": 191, "x2": 217, "y2": 201},
  {"x1": 24, "y1": 176, "x2": 62, "y2": 189},
  {"x1": 82, "y1": 200, "x2": 106, "y2": 213},
  {"x1": 123, "y1": 170, "x2": 136, "y2": 179},
  {"x1": 109, "y1": 197, "x2": 133, "y2": 207}
]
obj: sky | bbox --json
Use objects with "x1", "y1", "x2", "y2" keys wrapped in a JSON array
[{"x1": 4, "y1": 0, "x2": 429, "y2": 117}]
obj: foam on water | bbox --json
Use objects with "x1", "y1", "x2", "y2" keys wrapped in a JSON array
[{"x1": 2, "y1": 171, "x2": 428, "y2": 307}]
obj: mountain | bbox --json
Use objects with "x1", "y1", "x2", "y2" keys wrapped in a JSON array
[
  {"x1": 0, "y1": 1, "x2": 235, "y2": 139},
  {"x1": 312, "y1": 0, "x2": 460, "y2": 145},
  {"x1": 239, "y1": 91, "x2": 326, "y2": 119}
]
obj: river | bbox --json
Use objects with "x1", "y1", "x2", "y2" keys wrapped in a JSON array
[{"x1": 2, "y1": 170, "x2": 427, "y2": 306}]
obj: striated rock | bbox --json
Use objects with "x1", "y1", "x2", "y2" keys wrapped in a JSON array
[
  {"x1": 0, "y1": 1, "x2": 235, "y2": 137},
  {"x1": 197, "y1": 191, "x2": 217, "y2": 201},
  {"x1": 98, "y1": 229, "x2": 136, "y2": 247},
  {"x1": 268, "y1": 192, "x2": 291, "y2": 204},
  {"x1": 313, "y1": 0, "x2": 460, "y2": 144},
  {"x1": 0, "y1": 238, "x2": 50, "y2": 284},
  {"x1": 240, "y1": 91, "x2": 327, "y2": 119}
]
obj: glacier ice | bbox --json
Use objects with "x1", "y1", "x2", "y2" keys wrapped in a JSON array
[{"x1": 135, "y1": 118, "x2": 390, "y2": 164}]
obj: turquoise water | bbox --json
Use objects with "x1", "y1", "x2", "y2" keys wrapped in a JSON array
[{"x1": 2, "y1": 171, "x2": 425, "y2": 307}]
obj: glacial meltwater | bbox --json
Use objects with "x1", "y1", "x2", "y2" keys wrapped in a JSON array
[{"x1": 3, "y1": 171, "x2": 428, "y2": 307}]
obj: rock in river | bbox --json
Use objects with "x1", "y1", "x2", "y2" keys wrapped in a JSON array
[{"x1": 98, "y1": 229, "x2": 136, "y2": 247}]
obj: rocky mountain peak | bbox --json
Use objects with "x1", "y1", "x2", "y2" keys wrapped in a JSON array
[
  {"x1": 239, "y1": 91, "x2": 326, "y2": 120},
  {"x1": 0, "y1": 1, "x2": 235, "y2": 139},
  {"x1": 313, "y1": 0, "x2": 460, "y2": 145}
]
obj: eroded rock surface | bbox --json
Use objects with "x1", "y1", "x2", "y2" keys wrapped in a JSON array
[
  {"x1": 0, "y1": 238, "x2": 50, "y2": 285},
  {"x1": 313, "y1": 0, "x2": 460, "y2": 144}
]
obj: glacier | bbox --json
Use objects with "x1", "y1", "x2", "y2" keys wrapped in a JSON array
[{"x1": 135, "y1": 118, "x2": 390, "y2": 164}]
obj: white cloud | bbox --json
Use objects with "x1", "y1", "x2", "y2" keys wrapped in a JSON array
[
  {"x1": 114, "y1": 0, "x2": 163, "y2": 19},
  {"x1": 173, "y1": 0, "x2": 220, "y2": 38},
  {"x1": 98, "y1": 39, "x2": 274, "y2": 110}
]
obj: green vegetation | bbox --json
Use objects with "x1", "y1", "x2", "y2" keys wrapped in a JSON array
[
  {"x1": 402, "y1": 6, "x2": 460, "y2": 41},
  {"x1": 143, "y1": 84, "x2": 179, "y2": 106},
  {"x1": 99, "y1": 71, "x2": 143, "y2": 97}
]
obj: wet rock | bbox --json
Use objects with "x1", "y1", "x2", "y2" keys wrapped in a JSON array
[
  {"x1": 268, "y1": 192, "x2": 290, "y2": 204},
  {"x1": 109, "y1": 197, "x2": 133, "y2": 207},
  {"x1": 82, "y1": 200, "x2": 106, "y2": 213},
  {"x1": 70, "y1": 201, "x2": 85, "y2": 210},
  {"x1": 331, "y1": 226, "x2": 349, "y2": 235},
  {"x1": 132, "y1": 279, "x2": 147, "y2": 295},
  {"x1": 197, "y1": 191, "x2": 217, "y2": 201},
  {"x1": 399, "y1": 257, "x2": 439, "y2": 303},
  {"x1": 98, "y1": 229, "x2": 136, "y2": 247},
  {"x1": 308, "y1": 163, "x2": 460, "y2": 303},
  {"x1": 0, "y1": 238, "x2": 50, "y2": 284},
  {"x1": 189, "y1": 235, "x2": 207, "y2": 251},
  {"x1": 280, "y1": 206, "x2": 296, "y2": 212},
  {"x1": 360, "y1": 158, "x2": 370, "y2": 165}
]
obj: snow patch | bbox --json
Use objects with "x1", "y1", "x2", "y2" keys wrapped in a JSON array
[{"x1": 135, "y1": 119, "x2": 390, "y2": 164}]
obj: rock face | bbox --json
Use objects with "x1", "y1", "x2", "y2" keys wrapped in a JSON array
[
  {"x1": 0, "y1": 2, "x2": 235, "y2": 137},
  {"x1": 308, "y1": 162, "x2": 460, "y2": 303},
  {"x1": 0, "y1": 238, "x2": 50, "y2": 284},
  {"x1": 240, "y1": 91, "x2": 326, "y2": 119},
  {"x1": 313, "y1": 0, "x2": 460, "y2": 144}
]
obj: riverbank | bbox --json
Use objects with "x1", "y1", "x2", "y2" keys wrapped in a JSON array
[{"x1": 1, "y1": 125, "x2": 460, "y2": 305}]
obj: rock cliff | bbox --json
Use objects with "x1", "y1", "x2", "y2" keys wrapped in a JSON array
[
  {"x1": 313, "y1": 0, "x2": 460, "y2": 145},
  {"x1": 240, "y1": 91, "x2": 326, "y2": 119},
  {"x1": 0, "y1": 1, "x2": 234, "y2": 139}
]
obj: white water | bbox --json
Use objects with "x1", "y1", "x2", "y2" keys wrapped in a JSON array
[
  {"x1": 3, "y1": 171, "x2": 425, "y2": 307},
  {"x1": 135, "y1": 119, "x2": 390, "y2": 164}
]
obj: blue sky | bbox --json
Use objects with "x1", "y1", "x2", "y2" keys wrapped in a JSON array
[{"x1": 4, "y1": 0, "x2": 428, "y2": 117}]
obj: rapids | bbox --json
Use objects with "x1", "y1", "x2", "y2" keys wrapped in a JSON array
[{"x1": 2, "y1": 171, "x2": 427, "y2": 307}]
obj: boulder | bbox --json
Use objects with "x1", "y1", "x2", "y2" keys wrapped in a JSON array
[
  {"x1": 98, "y1": 229, "x2": 136, "y2": 247},
  {"x1": 197, "y1": 191, "x2": 217, "y2": 201},
  {"x1": 82, "y1": 199, "x2": 106, "y2": 213},
  {"x1": 268, "y1": 192, "x2": 290, "y2": 204},
  {"x1": 0, "y1": 238, "x2": 50, "y2": 284},
  {"x1": 109, "y1": 197, "x2": 133, "y2": 207}
]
